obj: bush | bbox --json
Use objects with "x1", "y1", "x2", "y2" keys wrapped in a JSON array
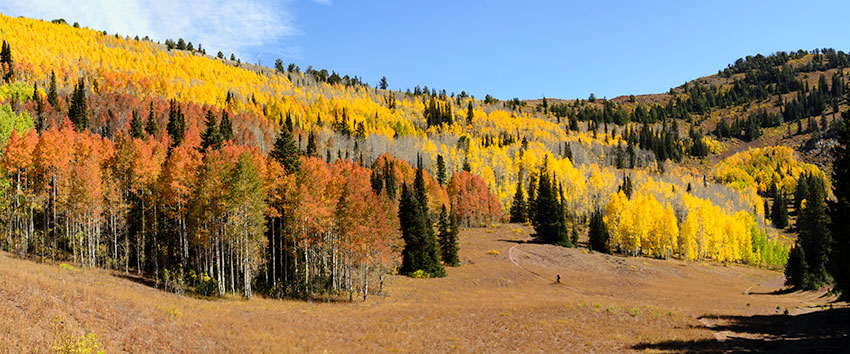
[
  {"x1": 195, "y1": 273, "x2": 218, "y2": 297},
  {"x1": 411, "y1": 270, "x2": 431, "y2": 278}
]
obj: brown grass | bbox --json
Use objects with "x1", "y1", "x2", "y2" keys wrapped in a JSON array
[{"x1": 0, "y1": 224, "x2": 839, "y2": 353}]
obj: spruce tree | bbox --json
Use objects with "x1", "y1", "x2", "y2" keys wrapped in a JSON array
[
  {"x1": 1, "y1": 40, "x2": 13, "y2": 83},
  {"x1": 129, "y1": 110, "x2": 144, "y2": 139},
  {"x1": 796, "y1": 177, "x2": 831, "y2": 289},
  {"x1": 219, "y1": 111, "x2": 233, "y2": 141},
  {"x1": 531, "y1": 169, "x2": 562, "y2": 245},
  {"x1": 47, "y1": 71, "x2": 59, "y2": 108},
  {"x1": 771, "y1": 189, "x2": 789, "y2": 229},
  {"x1": 435, "y1": 154, "x2": 446, "y2": 186},
  {"x1": 554, "y1": 182, "x2": 571, "y2": 247},
  {"x1": 830, "y1": 109, "x2": 850, "y2": 298},
  {"x1": 571, "y1": 225, "x2": 579, "y2": 246},
  {"x1": 438, "y1": 205, "x2": 460, "y2": 266},
  {"x1": 200, "y1": 110, "x2": 222, "y2": 152},
  {"x1": 145, "y1": 101, "x2": 158, "y2": 136},
  {"x1": 269, "y1": 122, "x2": 301, "y2": 174},
  {"x1": 166, "y1": 99, "x2": 185, "y2": 146},
  {"x1": 526, "y1": 174, "x2": 538, "y2": 222},
  {"x1": 509, "y1": 176, "x2": 526, "y2": 223},
  {"x1": 795, "y1": 175, "x2": 809, "y2": 213},
  {"x1": 466, "y1": 101, "x2": 474, "y2": 125},
  {"x1": 305, "y1": 131, "x2": 317, "y2": 157},
  {"x1": 588, "y1": 209, "x2": 610, "y2": 253},
  {"x1": 383, "y1": 162, "x2": 397, "y2": 200},
  {"x1": 785, "y1": 243, "x2": 809, "y2": 289},
  {"x1": 398, "y1": 184, "x2": 445, "y2": 277},
  {"x1": 68, "y1": 77, "x2": 88, "y2": 131}
]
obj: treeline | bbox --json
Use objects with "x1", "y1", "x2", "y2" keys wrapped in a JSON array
[
  {"x1": 0, "y1": 95, "x2": 503, "y2": 299},
  {"x1": 715, "y1": 72, "x2": 846, "y2": 142},
  {"x1": 784, "y1": 108, "x2": 850, "y2": 296}
]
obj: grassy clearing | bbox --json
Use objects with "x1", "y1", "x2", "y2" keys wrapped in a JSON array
[{"x1": 0, "y1": 224, "x2": 836, "y2": 352}]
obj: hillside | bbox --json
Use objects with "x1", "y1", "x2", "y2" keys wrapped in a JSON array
[
  {"x1": 1, "y1": 13, "x2": 849, "y2": 352},
  {"x1": 2, "y1": 225, "x2": 845, "y2": 353}
]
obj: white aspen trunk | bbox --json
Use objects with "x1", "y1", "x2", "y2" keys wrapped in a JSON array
[{"x1": 363, "y1": 264, "x2": 369, "y2": 302}]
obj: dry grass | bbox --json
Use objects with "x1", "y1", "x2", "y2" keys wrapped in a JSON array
[{"x1": 0, "y1": 224, "x2": 838, "y2": 353}]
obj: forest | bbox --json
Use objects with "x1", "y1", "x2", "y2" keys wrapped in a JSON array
[{"x1": 2, "y1": 14, "x2": 850, "y2": 302}]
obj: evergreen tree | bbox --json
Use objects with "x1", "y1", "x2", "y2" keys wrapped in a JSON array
[
  {"x1": 466, "y1": 101, "x2": 474, "y2": 125},
  {"x1": 785, "y1": 243, "x2": 809, "y2": 289},
  {"x1": 571, "y1": 225, "x2": 579, "y2": 246},
  {"x1": 1, "y1": 40, "x2": 13, "y2": 83},
  {"x1": 383, "y1": 161, "x2": 397, "y2": 200},
  {"x1": 554, "y1": 182, "x2": 571, "y2": 247},
  {"x1": 200, "y1": 110, "x2": 222, "y2": 152},
  {"x1": 129, "y1": 110, "x2": 144, "y2": 139},
  {"x1": 219, "y1": 111, "x2": 232, "y2": 141},
  {"x1": 771, "y1": 188, "x2": 789, "y2": 229},
  {"x1": 795, "y1": 175, "x2": 809, "y2": 213},
  {"x1": 166, "y1": 99, "x2": 185, "y2": 146},
  {"x1": 796, "y1": 177, "x2": 831, "y2": 289},
  {"x1": 305, "y1": 131, "x2": 317, "y2": 157},
  {"x1": 47, "y1": 71, "x2": 59, "y2": 108},
  {"x1": 509, "y1": 175, "x2": 526, "y2": 223},
  {"x1": 435, "y1": 154, "x2": 446, "y2": 186},
  {"x1": 438, "y1": 205, "x2": 460, "y2": 266},
  {"x1": 68, "y1": 77, "x2": 88, "y2": 131},
  {"x1": 526, "y1": 174, "x2": 538, "y2": 222},
  {"x1": 379, "y1": 76, "x2": 388, "y2": 90},
  {"x1": 145, "y1": 101, "x2": 158, "y2": 136},
  {"x1": 588, "y1": 209, "x2": 610, "y2": 253},
  {"x1": 830, "y1": 109, "x2": 850, "y2": 298},
  {"x1": 398, "y1": 183, "x2": 445, "y2": 277},
  {"x1": 531, "y1": 168, "x2": 564, "y2": 245},
  {"x1": 269, "y1": 122, "x2": 301, "y2": 174}
]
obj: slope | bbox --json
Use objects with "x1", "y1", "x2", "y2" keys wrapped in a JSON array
[{"x1": 1, "y1": 224, "x2": 840, "y2": 353}]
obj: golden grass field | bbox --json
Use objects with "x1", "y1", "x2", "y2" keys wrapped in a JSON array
[{"x1": 1, "y1": 224, "x2": 846, "y2": 353}]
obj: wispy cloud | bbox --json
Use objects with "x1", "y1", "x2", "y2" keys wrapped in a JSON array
[{"x1": 1, "y1": 0, "x2": 296, "y2": 58}]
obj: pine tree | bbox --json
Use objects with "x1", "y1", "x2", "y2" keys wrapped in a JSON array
[
  {"x1": 771, "y1": 189, "x2": 789, "y2": 229},
  {"x1": 166, "y1": 99, "x2": 185, "y2": 146},
  {"x1": 531, "y1": 169, "x2": 563, "y2": 245},
  {"x1": 509, "y1": 175, "x2": 526, "y2": 223},
  {"x1": 219, "y1": 111, "x2": 232, "y2": 141},
  {"x1": 466, "y1": 101, "x2": 474, "y2": 125},
  {"x1": 588, "y1": 209, "x2": 610, "y2": 253},
  {"x1": 554, "y1": 182, "x2": 571, "y2": 247},
  {"x1": 47, "y1": 71, "x2": 59, "y2": 108},
  {"x1": 571, "y1": 225, "x2": 579, "y2": 246},
  {"x1": 305, "y1": 131, "x2": 317, "y2": 157},
  {"x1": 130, "y1": 110, "x2": 144, "y2": 139},
  {"x1": 526, "y1": 174, "x2": 538, "y2": 222},
  {"x1": 438, "y1": 205, "x2": 459, "y2": 266},
  {"x1": 269, "y1": 122, "x2": 301, "y2": 174},
  {"x1": 830, "y1": 109, "x2": 850, "y2": 298},
  {"x1": 379, "y1": 76, "x2": 388, "y2": 90},
  {"x1": 796, "y1": 177, "x2": 831, "y2": 289},
  {"x1": 200, "y1": 110, "x2": 222, "y2": 152},
  {"x1": 145, "y1": 101, "x2": 158, "y2": 136},
  {"x1": 1, "y1": 40, "x2": 13, "y2": 83},
  {"x1": 785, "y1": 243, "x2": 809, "y2": 289},
  {"x1": 435, "y1": 154, "x2": 446, "y2": 186},
  {"x1": 795, "y1": 175, "x2": 809, "y2": 213},
  {"x1": 68, "y1": 77, "x2": 88, "y2": 131},
  {"x1": 398, "y1": 184, "x2": 445, "y2": 277},
  {"x1": 383, "y1": 162, "x2": 397, "y2": 200}
]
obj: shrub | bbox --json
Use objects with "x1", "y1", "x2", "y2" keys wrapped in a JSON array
[
  {"x1": 411, "y1": 270, "x2": 431, "y2": 278},
  {"x1": 195, "y1": 273, "x2": 219, "y2": 297}
]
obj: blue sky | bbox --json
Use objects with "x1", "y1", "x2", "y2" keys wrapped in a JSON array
[{"x1": 4, "y1": 0, "x2": 850, "y2": 100}]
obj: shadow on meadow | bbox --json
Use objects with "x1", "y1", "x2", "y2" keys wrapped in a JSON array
[{"x1": 632, "y1": 307, "x2": 850, "y2": 353}]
